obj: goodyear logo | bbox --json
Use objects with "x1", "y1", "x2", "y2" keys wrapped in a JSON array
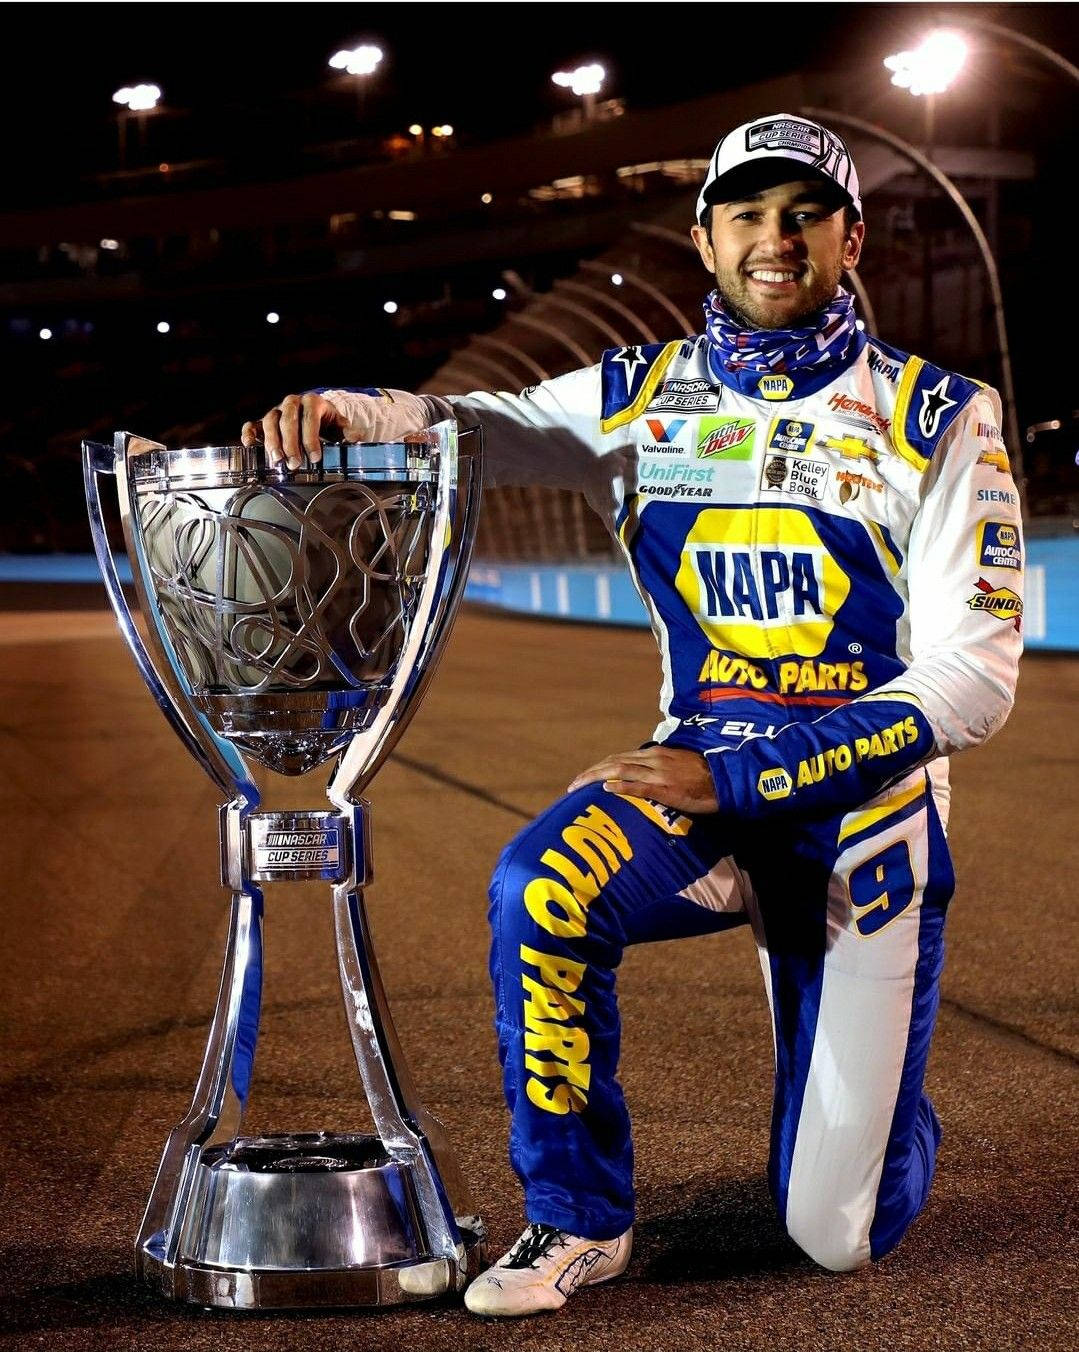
[
  {"x1": 768, "y1": 417, "x2": 815, "y2": 454},
  {"x1": 977, "y1": 521, "x2": 1021, "y2": 571},
  {"x1": 697, "y1": 416, "x2": 756, "y2": 460},
  {"x1": 758, "y1": 374, "x2": 794, "y2": 400},
  {"x1": 675, "y1": 507, "x2": 850, "y2": 658},
  {"x1": 968, "y1": 577, "x2": 1022, "y2": 628},
  {"x1": 757, "y1": 768, "x2": 793, "y2": 800}
]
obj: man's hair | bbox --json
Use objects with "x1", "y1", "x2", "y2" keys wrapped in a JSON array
[{"x1": 698, "y1": 203, "x2": 860, "y2": 235}]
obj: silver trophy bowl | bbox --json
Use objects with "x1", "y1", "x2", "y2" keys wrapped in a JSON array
[{"x1": 83, "y1": 421, "x2": 485, "y2": 1309}]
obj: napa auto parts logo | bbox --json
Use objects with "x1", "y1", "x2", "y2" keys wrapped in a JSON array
[
  {"x1": 968, "y1": 577, "x2": 1022, "y2": 629},
  {"x1": 696, "y1": 416, "x2": 756, "y2": 460}
]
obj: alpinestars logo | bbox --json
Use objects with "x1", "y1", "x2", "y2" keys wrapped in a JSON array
[
  {"x1": 918, "y1": 376, "x2": 957, "y2": 438},
  {"x1": 612, "y1": 346, "x2": 648, "y2": 392}
]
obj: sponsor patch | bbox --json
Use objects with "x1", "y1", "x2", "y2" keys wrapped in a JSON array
[
  {"x1": 759, "y1": 452, "x2": 829, "y2": 501},
  {"x1": 867, "y1": 350, "x2": 901, "y2": 382},
  {"x1": 828, "y1": 392, "x2": 890, "y2": 436},
  {"x1": 640, "y1": 461, "x2": 717, "y2": 497},
  {"x1": 918, "y1": 375, "x2": 957, "y2": 438},
  {"x1": 758, "y1": 373, "x2": 794, "y2": 400},
  {"x1": 696, "y1": 416, "x2": 756, "y2": 460},
  {"x1": 977, "y1": 447, "x2": 1010, "y2": 473},
  {"x1": 836, "y1": 469, "x2": 883, "y2": 501},
  {"x1": 648, "y1": 378, "x2": 720, "y2": 414},
  {"x1": 976, "y1": 421, "x2": 1003, "y2": 441},
  {"x1": 968, "y1": 577, "x2": 1022, "y2": 629},
  {"x1": 819, "y1": 433, "x2": 879, "y2": 463},
  {"x1": 977, "y1": 487, "x2": 1017, "y2": 505},
  {"x1": 747, "y1": 118, "x2": 823, "y2": 157},
  {"x1": 676, "y1": 507, "x2": 850, "y2": 659},
  {"x1": 757, "y1": 768, "x2": 793, "y2": 800},
  {"x1": 977, "y1": 521, "x2": 1022, "y2": 570},
  {"x1": 768, "y1": 417, "x2": 815, "y2": 453}
]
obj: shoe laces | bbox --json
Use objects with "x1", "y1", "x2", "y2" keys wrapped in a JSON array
[{"x1": 502, "y1": 1223, "x2": 571, "y2": 1270}]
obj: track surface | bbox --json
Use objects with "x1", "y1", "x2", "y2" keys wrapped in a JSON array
[{"x1": 1, "y1": 607, "x2": 1076, "y2": 1351}]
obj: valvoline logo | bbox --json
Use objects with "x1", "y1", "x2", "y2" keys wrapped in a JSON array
[
  {"x1": 644, "y1": 418, "x2": 687, "y2": 443},
  {"x1": 675, "y1": 507, "x2": 850, "y2": 658},
  {"x1": 696, "y1": 416, "x2": 756, "y2": 460}
]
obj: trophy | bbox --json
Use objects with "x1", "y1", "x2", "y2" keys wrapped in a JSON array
[{"x1": 82, "y1": 420, "x2": 486, "y2": 1309}]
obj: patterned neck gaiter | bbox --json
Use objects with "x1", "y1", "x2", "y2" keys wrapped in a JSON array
[{"x1": 703, "y1": 286, "x2": 859, "y2": 377}]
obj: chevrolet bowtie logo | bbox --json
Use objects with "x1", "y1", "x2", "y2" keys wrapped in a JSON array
[{"x1": 819, "y1": 435, "x2": 879, "y2": 463}]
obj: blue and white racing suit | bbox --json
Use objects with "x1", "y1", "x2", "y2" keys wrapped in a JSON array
[{"x1": 445, "y1": 328, "x2": 1023, "y2": 1270}]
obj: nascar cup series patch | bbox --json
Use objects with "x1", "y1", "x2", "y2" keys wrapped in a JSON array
[{"x1": 976, "y1": 521, "x2": 1022, "y2": 570}]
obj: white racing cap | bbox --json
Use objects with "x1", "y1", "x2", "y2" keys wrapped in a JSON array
[{"x1": 696, "y1": 113, "x2": 861, "y2": 223}]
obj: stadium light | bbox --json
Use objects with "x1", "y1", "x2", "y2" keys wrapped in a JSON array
[
  {"x1": 884, "y1": 31, "x2": 968, "y2": 95},
  {"x1": 328, "y1": 44, "x2": 383, "y2": 77},
  {"x1": 266, "y1": 312, "x2": 280, "y2": 325},
  {"x1": 112, "y1": 83, "x2": 162, "y2": 111},
  {"x1": 39, "y1": 328, "x2": 52, "y2": 341},
  {"x1": 383, "y1": 301, "x2": 398, "y2": 314},
  {"x1": 492, "y1": 287, "x2": 507, "y2": 301},
  {"x1": 610, "y1": 273, "x2": 624, "y2": 286},
  {"x1": 551, "y1": 62, "x2": 606, "y2": 121},
  {"x1": 156, "y1": 321, "x2": 170, "y2": 334}
]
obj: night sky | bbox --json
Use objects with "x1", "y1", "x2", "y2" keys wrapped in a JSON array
[{"x1": 4, "y1": 1, "x2": 1076, "y2": 200}]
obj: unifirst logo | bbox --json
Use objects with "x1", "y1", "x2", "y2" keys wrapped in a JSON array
[{"x1": 675, "y1": 507, "x2": 850, "y2": 658}]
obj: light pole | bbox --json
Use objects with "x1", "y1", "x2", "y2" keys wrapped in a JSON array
[
  {"x1": 801, "y1": 106, "x2": 1025, "y2": 509},
  {"x1": 551, "y1": 63, "x2": 606, "y2": 124},
  {"x1": 329, "y1": 43, "x2": 384, "y2": 119},
  {"x1": 112, "y1": 83, "x2": 162, "y2": 169}
]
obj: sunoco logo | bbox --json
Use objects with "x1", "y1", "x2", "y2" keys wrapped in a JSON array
[
  {"x1": 696, "y1": 416, "x2": 755, "y2": 460},
  {"x1": 968, "y1": 577, "x2": 1022, "y2": 628}
]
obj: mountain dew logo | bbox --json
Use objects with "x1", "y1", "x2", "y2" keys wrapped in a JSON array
[{"x1": 696, "y1": 417, "x2": 756, "y2": 460}]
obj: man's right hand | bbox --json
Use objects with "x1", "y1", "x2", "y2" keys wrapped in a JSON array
[{"x1": 240, "y1": 388, "x2": 434, "y2": 468}]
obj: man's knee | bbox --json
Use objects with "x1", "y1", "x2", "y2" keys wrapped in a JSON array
[{"x1": 785, "y1": 1209, "x2": 872, "y2": 1273}]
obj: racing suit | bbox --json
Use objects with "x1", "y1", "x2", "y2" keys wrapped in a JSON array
[{"x1": 442, "y1": 328, "x2": 1023, "y2": 1270}]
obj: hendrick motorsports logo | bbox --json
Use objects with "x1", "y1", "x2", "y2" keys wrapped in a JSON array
[
  {"x1": 968, "y1": 577, "x2": 1022, "y2": 629},
  {"x1": 977, "y1": 521, "x2": 1022, "y2": 571},
  {"x1": 696, "y1": 416, "x2": 756, "y2": 460}
]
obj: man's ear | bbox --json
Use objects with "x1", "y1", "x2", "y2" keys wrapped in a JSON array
[
  {"x1": 690, "y1": 223, "x2": 716, "y2": 273},
  {"x1": 842, "y1": 219, "x2": 865, "y2": 271}
]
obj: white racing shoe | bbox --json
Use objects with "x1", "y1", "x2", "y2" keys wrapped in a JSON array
[{"x1": 463, "y1": 1222, "x2": 632, "y2": 1317}]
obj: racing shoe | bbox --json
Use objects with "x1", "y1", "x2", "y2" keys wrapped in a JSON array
[{"x1": 463, "y1": 1222, "x2": 632, "y2": 1316}]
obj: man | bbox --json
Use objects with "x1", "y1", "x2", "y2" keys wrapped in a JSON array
[{"x1": 242, "y1": 113, "x2": 1023, "y2": 1317}]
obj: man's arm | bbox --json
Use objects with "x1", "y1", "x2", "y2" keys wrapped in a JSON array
[{"x1": 701, "y1": 387, "x2": 1023, "y2": 820}]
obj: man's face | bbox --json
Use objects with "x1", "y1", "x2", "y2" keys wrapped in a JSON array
[{"x1": 690, "y1": 179, "x2": 864, "y2": 330}]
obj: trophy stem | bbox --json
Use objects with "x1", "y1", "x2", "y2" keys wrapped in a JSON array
[
  {"x1": 333, "y1": 883, "x2": 483, "y2": 1289},
  {"x1": 136, "y1": 886, "x2": 264, "y2": 1293}
]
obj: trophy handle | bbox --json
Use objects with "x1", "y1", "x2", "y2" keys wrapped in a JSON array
[
  {"x1": 82, "y1": 435, "x2": 258, "y2": 811},
  {"x1": 327, "y1": 421, "x2": 483, "y2": 809}
]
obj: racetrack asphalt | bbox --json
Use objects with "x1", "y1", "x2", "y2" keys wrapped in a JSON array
[{"x1": 1, "y1": 605, "x2": 1075, "y2": 1351}]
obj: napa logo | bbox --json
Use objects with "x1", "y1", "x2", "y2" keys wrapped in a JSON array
[
  {"x1": 696, "y1": 416, "x2": 756, "y2": 460},
  {"x1": 758, "y1": 374, "x2": 794, "y2": 400},
  {"x1": 976, "y1": 520, "x2": 1021, "y2": 571},
  {"x1": 757, "y1": 768, "x2": 793, "y2": 801},
  {"x1": 675, "y1": 507, "x2": 851, "y2": 658}
]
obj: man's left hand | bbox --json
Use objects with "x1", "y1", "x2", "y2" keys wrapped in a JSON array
[{"x1": 567, "y1": 746, "x2": 718, "y2": 814}]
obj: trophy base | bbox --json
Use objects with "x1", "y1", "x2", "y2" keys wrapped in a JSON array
[{"x1": 138, "y1": 1132, "x2": 487, "y2": 1310}]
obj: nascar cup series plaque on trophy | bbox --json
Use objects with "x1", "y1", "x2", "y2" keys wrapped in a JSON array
[{"x1": 82, "y1": 420, "x2": 486, "y2": 1309}]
